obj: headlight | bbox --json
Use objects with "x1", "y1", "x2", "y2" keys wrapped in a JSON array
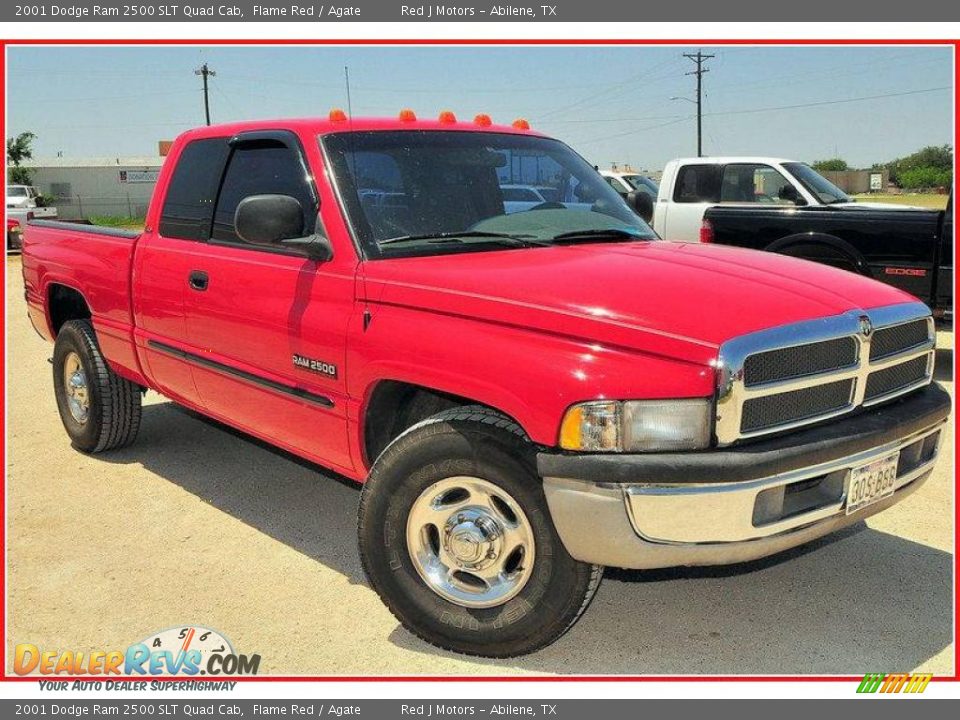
[{"x1": 559, "y1": 399, "x2": 712, "y2": 452}]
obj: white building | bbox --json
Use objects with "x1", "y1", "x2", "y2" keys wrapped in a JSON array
[{"x1": 20, "y1": 156, "x2": 165, "y2": 221}]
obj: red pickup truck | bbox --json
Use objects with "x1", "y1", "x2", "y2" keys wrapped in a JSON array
[{"x1": 21, "y1": 113, "x2": 950, "y2": 658}]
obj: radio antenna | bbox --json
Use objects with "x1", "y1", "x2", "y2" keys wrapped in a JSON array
[
  {"x1": 343, "y1": 65, "x2": 359, "y2": 211},
  {"x1": 344, "y1": 66, "x2": 354, "y2": 122}
]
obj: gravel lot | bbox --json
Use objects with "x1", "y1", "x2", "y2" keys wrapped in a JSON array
[{"x1": 5, "y1": 255, "x2": 955, "y2": 676}]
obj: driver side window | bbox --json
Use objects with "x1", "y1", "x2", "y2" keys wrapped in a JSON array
[
  {"x1": 211, "y1": 141, "x2": 317, "y2": 245},
  {"x1": 720, "y1": 164, "x2": 793, "y2": 204}
]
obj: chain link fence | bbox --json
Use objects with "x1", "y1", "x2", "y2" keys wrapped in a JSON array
[{"x1": 47, "y1": 194, "x2": 150, "y2": 222}]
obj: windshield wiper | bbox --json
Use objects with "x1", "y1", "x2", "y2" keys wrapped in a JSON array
[
  {"x1": 379, "y1": 231, "x2": 543, "y2": 247},
  {"x1": 547, "y1": 228, "x2": 650, "y2": 244}
]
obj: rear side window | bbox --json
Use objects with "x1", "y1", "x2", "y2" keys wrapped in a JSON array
[
  {"x1": 673, "y1": 164, "x2": 721, "y2": 203},
  {"x1": 158, "y1": 138, "x2": 230, "y2": 241},
  {"x1": 211, "y1": 141, "x2": 317, "y2": 244}
]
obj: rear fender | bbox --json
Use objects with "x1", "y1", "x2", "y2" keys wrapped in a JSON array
[{"x1": 765, "y1": 233, "x2": 871, "y2": 276}]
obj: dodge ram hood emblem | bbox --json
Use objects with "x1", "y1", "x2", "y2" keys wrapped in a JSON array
[{"x1": 859, "y1": 316, "x2": 874, "y2": 337}]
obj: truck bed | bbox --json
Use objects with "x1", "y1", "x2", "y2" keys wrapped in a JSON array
[{"x1": 22, "y1": 219, "x2": 143, "y2": 383}]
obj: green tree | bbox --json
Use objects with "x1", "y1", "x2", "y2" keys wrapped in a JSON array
[
  {"x1": 882, "y1": 145, "x2": 953, "y2": 188},
  {"x1": 812, "y1": 158, "x2": 848, "y2": 172},
  {"x1": 899, "y1": 167, "x2": 952, "y2": 190},
  {"x1": 6, "y1": 131, "x2": 37, "y2": 185}
]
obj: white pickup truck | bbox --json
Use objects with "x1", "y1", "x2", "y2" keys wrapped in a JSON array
[
  {"x1": 651, "y1": 157, "x2": 916, "y2": 242},
  {"x1": 7, "y1": 184, "x2": 58, "y2": 223}
]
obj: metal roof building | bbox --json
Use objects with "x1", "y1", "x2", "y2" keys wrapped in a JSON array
[{"x1": 20, "y1": 156, "x2": 165, "y2": 221}]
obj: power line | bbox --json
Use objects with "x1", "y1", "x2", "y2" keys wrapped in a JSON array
[
  {"x1": 544, "y1": 85, "x2": 952, "y2": 142},
  {"x1": 562, "y1": 115, "x2": 694, "y2": 146},
  {"x1": 537, "y1": 57, "x2": 683, "y2": 120},
  {"x1": 194, "y1": 63, "x2": 216, "y2": 126},
  {"x1": 702, "y1": 85, "x2": 951, "y2": 118},
  {"x1": 541, "y1": 112, "x2": 688, "y2": 125},
  {"x1": 683, "y1": 50, "x2": 714, "y2": 157}
]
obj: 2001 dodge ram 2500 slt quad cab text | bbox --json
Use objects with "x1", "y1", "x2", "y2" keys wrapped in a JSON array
[{"x1": 22, "y1": 114, "x2": 951, "y2": 658}]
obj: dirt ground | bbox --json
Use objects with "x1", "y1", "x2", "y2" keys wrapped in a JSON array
[{"x1": 4, "y1": 255, "x2": 955, "y2": 676}]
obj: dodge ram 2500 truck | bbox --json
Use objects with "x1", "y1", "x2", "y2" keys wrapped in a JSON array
[
  {"x1": 22, "y1": 114, "x2": 951, "y2": 658},
  {"x1": 653, "y1": 158, "x2": 953, "y2": 313}
]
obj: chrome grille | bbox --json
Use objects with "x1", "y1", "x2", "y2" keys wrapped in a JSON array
[
  {"x1": 743, "y1": 337, "x2": 858, "y2": 386},
  {"x1": 870, "y1": 318, "x2": 931, "y2": 360},
  {"x1": 741, "y1": 380, "x2": 854, "y2": 433},
  {"x1": 716, "y1": 302, "x2": 935, "y2": 445}
]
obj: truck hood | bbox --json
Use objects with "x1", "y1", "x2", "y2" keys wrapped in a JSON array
[
  {"x1": 363, "y1": 241, "x2": 917, "y2": 365},
  {"x1": 6, "y1": 197, "x2": 30, "y2": 208}
]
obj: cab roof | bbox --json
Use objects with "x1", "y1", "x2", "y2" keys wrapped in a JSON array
[
  {"x1": 669, "y1": 156, "x2": 800, "y2": 166},
  {"x1": 177, "y1": 114, "x2": 545, "y2": 143}
]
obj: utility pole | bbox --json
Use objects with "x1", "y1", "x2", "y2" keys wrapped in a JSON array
[
  {"x1": 194, "y1": 63, "x2": 216, "y2": 126},
  {"x1": 683, "y1": 50, "x2": 714, "y2": 157}
]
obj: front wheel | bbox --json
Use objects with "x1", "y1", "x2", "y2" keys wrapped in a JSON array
[{"x1": 358, "y1": 406, "x2": 602, "y2": 657}]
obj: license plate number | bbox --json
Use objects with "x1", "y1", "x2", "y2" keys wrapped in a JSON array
[{"x1": 846, "y1": 452, "x2": 900, "y2": 515}]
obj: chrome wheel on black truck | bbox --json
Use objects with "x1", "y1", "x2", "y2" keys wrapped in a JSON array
[{"x1": 358, "y1": 405, "x2": 602, "y2": 658}]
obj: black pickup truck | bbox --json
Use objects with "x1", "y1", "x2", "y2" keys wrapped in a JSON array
[{"x1": 703, "y1": 195, "x2": 953, "y2": 315}]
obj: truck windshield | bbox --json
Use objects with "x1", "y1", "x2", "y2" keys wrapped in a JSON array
[
  {"x1": 321, "y1": 131, "x2": 657, "y2": 257},
  {"x1": 783, "y1": 162, "x2": 851, "y2": 205},
  {"x1": 620, "y1": 174, "x2": 657, "y2": 194},
  {"x1": 8, "y1": 187, "x2": 27, "y2": 197}
]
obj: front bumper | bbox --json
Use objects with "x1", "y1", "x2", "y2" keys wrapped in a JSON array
[{"x1": 539, "y1": 383, "x2": 950, "y2": 569}]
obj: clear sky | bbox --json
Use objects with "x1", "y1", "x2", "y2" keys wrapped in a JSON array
[{"x1": 6, "y1": 45, "x2": 953, "y2": 171}]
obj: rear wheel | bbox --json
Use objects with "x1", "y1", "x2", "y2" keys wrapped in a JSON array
[
  {"x1": 358, "y1": 406, "x2": 602, "y2": 658},
  {"x1": 52, "y1": 319, "x2": 142, "y2": 453}
]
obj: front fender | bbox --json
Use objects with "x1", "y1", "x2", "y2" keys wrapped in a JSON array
[{"x1": 347, "y1": 302, "x2": 716, "y2": 448}]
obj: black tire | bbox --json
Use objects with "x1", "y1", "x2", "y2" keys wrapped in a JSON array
[
  {"x1": 358, "y1": 405, "x2": 603, "y2": 658},
  {"x1": 52, "y1": 319, "x2": 142, "y2": 453}
]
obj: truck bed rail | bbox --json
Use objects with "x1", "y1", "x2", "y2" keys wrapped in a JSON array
[{"x1": 27, "y1": 219, "x2": 140, "y2": 240}]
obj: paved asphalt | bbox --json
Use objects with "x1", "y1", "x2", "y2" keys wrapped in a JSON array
[{"x1": 5, "y1": 255, "x2": 955, "y2": 675}]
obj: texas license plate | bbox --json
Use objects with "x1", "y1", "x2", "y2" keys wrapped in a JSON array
[{"x1": 846, "y1": 452, "x2": 900, "y2": 515}]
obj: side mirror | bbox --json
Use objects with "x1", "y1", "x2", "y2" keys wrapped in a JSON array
[
  {"x1": 234, "y1": 194, "x2": 332, "y2": 261},
  {"x1": 627, "y1": 190, "x2": 655, "y2": 223},
  {"x1": 236, "y1": 194, "x2": 304, "y2": 245},
  {"x1": 778, "y1": 184, "x2": 807, "y2": 206}
]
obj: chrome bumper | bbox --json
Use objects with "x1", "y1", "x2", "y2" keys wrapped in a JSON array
[{"x1": 543, "y1": 420, "x2": 945, "y2": 570}]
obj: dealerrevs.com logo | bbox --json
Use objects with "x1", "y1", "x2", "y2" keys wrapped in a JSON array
[
  {"x1": 856, "y1": 673, "x2": 932, "y2": 694},
  {"x1": 14, "y1": 626, "x2": 261, "y2": 676}
]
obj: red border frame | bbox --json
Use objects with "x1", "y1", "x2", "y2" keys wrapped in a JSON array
[{"x1": 0, "y1": 36, "x2": 956, "y2": 684}]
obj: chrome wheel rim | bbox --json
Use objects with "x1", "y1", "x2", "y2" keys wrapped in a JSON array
[
  {"x1": 63, "y1": 352, "x2": 90, "y2": 424},
  {"x1": 406, "y1": 476, "x2": 535, "y2": 609}
]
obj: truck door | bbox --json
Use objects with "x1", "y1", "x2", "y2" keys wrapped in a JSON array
[
  {"x1": 660, "y1": 163, "x2": 721, "y2": 242},
  {"x1": 180, "y1": 130, "x2": 355, "y2": 473},
  {"x1": 133, "y1": 136, "x2": 231, "y2": 408}
]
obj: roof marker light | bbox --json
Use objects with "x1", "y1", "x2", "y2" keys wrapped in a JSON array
[
  {"x1": 474, "y1": 113, "x2": 493, "y2": 127},
  {"x1": 329, "y1": 108, "x2": 348, "y2": 123},
  {"x1": 512, "y1": 118, "x2": 531, "y2": 130},
  {"x1": 438, "y1": 110, "x2": 457, "y2": 124},
  {"x1": 399, "y1": 108, "x2": 417, "y2": 122}
]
